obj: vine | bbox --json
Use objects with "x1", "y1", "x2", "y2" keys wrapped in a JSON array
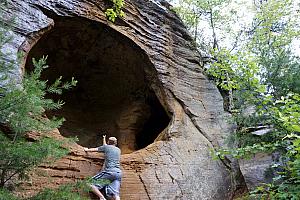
[{"x1": 105, "y1": 0, "x2": 125, "y2": 22}]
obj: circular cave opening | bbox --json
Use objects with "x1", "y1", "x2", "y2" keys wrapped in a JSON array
[{"x1": 25, "y1": 17, "x2": 170, "y2": 154}]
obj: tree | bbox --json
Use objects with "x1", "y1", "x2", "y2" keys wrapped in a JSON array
[
  {"x1": 171, "y1": 0, "x2": 231, "y2": 54},
  {"x1": 0, "y1": 0, "x2": 77, "y2": 194},
  {"x1": 247, "y1": 0, "x2": 300, "y2": 97},
  {"x1": 171, "y1": 0, "x2": 255, "y2": 111},
  {"x1": 172, "y1": 0, "x2": 300, "y2": 198}
]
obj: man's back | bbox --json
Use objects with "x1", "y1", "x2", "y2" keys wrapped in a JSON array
[{"x1": 98, "y1": 145, "x2": 121, "y2": 172}]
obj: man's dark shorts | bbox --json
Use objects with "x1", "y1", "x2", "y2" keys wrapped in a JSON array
[{"x1": 92, "y1": 170, "x2": 122, "y2": 198}]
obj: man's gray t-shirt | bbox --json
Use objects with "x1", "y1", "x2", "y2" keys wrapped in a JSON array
[{"x1": 98, "y1": 145, "x2": 121, "y2": 172}]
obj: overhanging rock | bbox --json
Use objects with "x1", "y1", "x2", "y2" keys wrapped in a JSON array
[{"x1": 3, "y1": 0, "x2": 242, "y2": 199}]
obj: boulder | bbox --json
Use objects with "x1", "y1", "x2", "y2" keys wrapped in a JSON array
[{"x1": 239, "y1": 153, "x2": 278, "y2": 190}]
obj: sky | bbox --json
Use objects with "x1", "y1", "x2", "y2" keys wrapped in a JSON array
[{"x1": 168, "y1": 0, "x2": 300, "y2": 56}]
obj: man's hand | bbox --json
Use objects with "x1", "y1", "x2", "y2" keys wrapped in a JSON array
[{"x1": 102, "y1": 134, "x2": 107, "y2": 145}]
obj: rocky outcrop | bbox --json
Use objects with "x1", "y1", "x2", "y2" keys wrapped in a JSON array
[
  {"x1": 2, "y1": 0, "x2": 242, "y2": 199},
  {"x1": 239, "y1": 153, "x2": 278, "y2": 190}
]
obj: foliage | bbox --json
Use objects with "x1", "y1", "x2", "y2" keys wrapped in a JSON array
[
  {"x1": 248, "y1": 134, "x2": 300, "y2": 199},
  {"x1": 28, "y1": 181, "x2": 90, "y2": 200},
  {"x1": 28, "y1": 178, "x2": 112, "y2": 200},
  {"x1": 0, "y1": 57, "x2": 77, "y2": 139},
  {"x1": 214, "y1": 87, "x2": 300, "y2": 199},
  {"x1": 0, "y1": 0, "x2": 77, "y2": 193},
  {"x1": 105, "y1": 0, "x2": 125, "y2": 22},
  {"x1": 0, "y1": 56, "x2": 77, "y2": 188},
  {"x1": 247, "y1": 0, "x2": 300, "y2": 97},
  {"x1": 207, "y1": 49, "x2": 266, "y2": 110},
  {"x1": 210, "y1": 50, "x2": 264, "y2": 91},
  {"x1": 171, "y1": 0, "x2": 245, "y2": 55},
  {"x1": 0, "y1": 188, "x2": 18, "y2": 200},
  {"x1": 249, "y1": 95, "x2": 300, "y2": 199},
  {"x1": 0, "y1": 133, "x2": 70, "y2": 188},
  {"x1": 0, "y1": 178, "x2": 112, "y2": 200},
  {"x1": 0, "y1": 56, "x2": 77, "y2": 185},
  {"x1": 172, "y1": 0, "x2": 300, "y2": 198}
]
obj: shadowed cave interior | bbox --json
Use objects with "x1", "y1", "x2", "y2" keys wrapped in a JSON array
[{"x1": 25, "y1": 17, "x2": 170, "y2": 154}]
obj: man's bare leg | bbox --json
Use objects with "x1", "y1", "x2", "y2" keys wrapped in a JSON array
[
  {"x1": 91, "y1": 185, "x2": 106, "y2": 200},
  {"x1": 113, "y1": 195, "x2": 120, "y2": 200}
]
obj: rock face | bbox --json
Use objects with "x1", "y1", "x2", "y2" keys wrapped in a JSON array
[
  {"x1": 25, "y1": 17, "x2": 170, "y2": 153},
  {"x1": 2, "y1": 0, "x2": 242, "y2": 199},
  {"x1": 239, "y1": 153, "x2": 278, "y2": 190}
]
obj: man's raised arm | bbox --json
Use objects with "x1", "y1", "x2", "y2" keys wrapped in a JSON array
[
  {"x1": 83, "y1": 147, "x2": 99, "y2": 152},
  {"x1": 84, "y1": 134, "x2": 107, "y2": 152},
  {"x1": 102, "y1": 135, "x2": 107, "y2": 145}
]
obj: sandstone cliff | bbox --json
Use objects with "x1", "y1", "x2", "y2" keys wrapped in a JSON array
[{"x1": 2, "y1": 0, "x2": 244, "y2": 199}]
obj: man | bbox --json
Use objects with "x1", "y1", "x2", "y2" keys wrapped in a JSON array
[{"x1": 84, "y1": 135, "x2": 122, "y2": 200}]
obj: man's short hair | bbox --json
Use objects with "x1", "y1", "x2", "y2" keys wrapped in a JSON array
[{"x1": 108, "y1": 137, "x2": 117, "y2": 145}]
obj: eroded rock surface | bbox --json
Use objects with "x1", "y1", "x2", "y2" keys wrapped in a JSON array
[
  {"x1": 239, "y1": 153, "x2": 278, "y2": 190},
  {"x1": 2, "y1": 0, "x2": 242, "y2": 199}
]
